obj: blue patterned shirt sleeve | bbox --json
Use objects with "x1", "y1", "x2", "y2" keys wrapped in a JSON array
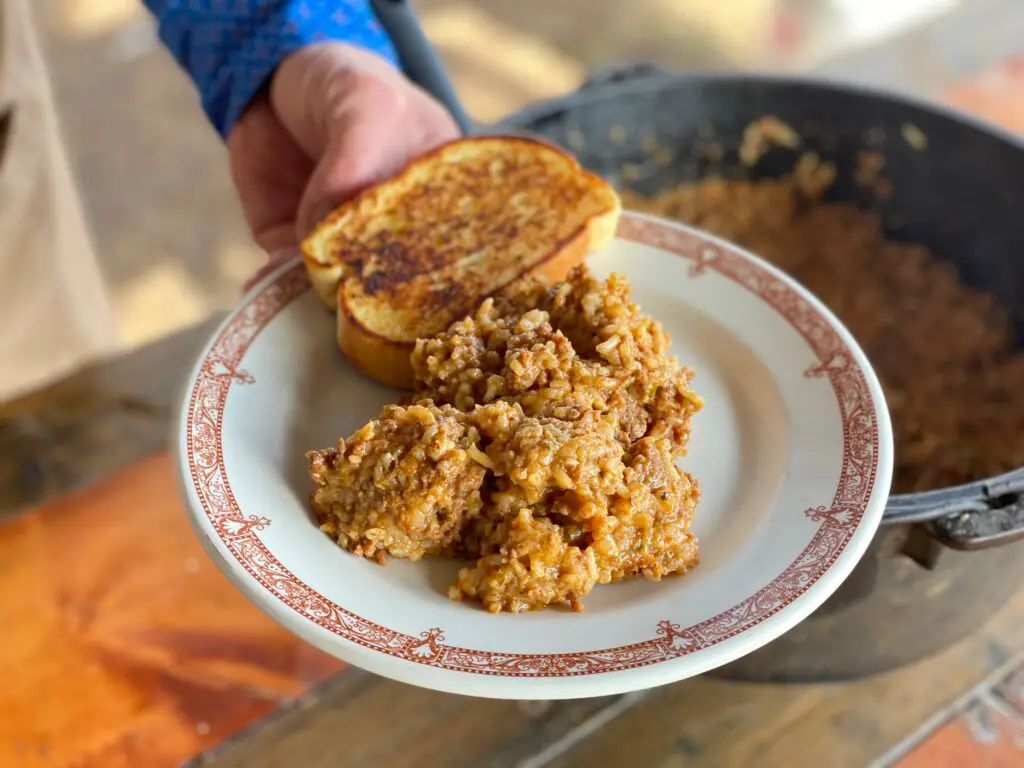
[{"x1": 141, "y1": 1, "x2": 399, "y2": 139}]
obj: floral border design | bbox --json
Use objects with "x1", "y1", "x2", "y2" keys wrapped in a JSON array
[{"x1": 185, "y1": 213, "x2": 879, "y2": 677}]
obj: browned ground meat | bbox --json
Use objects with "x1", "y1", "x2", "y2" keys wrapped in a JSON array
[
  {"x1": 308, "y1": 403, "x2": 487, "y2": 563},
  {"x1": 412, "y1": 268, "x2": 700, "y2": 449},
  {"x1": 308, "y1": 265, "x2": 703, "y2": 613}
]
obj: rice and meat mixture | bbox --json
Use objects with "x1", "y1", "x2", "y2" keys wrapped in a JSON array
[
  {"x1": 308, "y1": 403, "x2": 487, "y2": 563},
  {"x1": 308, "y1": 265, "x2": 703, "y2": 613}
]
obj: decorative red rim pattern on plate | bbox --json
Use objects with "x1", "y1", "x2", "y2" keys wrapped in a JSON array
[{"x1": 185, "y1": 213, "x2": 879, "y2": 678}]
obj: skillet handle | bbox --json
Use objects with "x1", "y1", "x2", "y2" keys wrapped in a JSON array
[
  {"x1": 369, "y1": 0, "x2": 475, "y2": 135},
  {"x1": 929, "y1": 488, "x2": 1024, "y2": 551}
]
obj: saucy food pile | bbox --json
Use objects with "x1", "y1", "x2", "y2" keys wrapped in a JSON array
[
  {"x1": 623, "y1": 131, "x2": 1024, "y2": 494},
  {"x1": 308, "y1": 265, "x2": 703, "y2": 613}
]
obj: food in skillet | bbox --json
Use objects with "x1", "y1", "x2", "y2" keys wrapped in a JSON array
[{"x1": 622, "y1": 117, "x2": 1024, "y2": 493}]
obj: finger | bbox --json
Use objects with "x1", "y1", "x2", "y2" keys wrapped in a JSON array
[
  {"x1": 294, "y1": 112, "x2": 391, "y2": 237},
  {"x1": 254, "y1": 221, "x2": 302, "y2": 255},
  {"x1": 296, "y1": 92, "x2": 459, "y2": 237},
  {"x1": 228, "y1": 98, "x2": 313, "y2": 253},
  {"x1": 270, "y1": 43, "x2": 409, "y2": 161}
]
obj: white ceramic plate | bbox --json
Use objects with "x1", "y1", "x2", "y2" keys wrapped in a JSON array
[{"x1": 175, "y1": 212, "x2": 893, "y2": 699}]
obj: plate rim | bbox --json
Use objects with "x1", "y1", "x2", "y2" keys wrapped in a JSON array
[{"x1": 174, "y1": 211, "x2": 894, "y2": 699}]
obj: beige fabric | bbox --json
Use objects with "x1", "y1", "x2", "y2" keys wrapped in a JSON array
[{"x1": 0, "y1": 0, "x2": 116, "y2": 403}]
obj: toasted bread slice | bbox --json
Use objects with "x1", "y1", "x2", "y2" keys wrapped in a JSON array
[{"x1": 300, "y1": 136, "x2": 621, "y2": 389}]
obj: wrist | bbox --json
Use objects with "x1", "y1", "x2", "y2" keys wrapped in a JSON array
[{"x1": 145, "y1": 1, "x2": 400, "y2": 140}]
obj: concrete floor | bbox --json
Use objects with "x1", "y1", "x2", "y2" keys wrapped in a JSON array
[{"x1": 30, "y1": 0, "x2": 973, "y2": 352}]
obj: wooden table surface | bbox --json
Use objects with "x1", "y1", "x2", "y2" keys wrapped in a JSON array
[{"x1": 4, "y1": 65, "x2": 1024, "y2": 768}]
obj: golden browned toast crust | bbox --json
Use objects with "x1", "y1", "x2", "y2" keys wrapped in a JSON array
[
  {"x1": 336, "y1": 227, "x2": 602, "y2": 390},
  {"x1": 301, "y1": 135, "x2": 622, "y2": 388}
]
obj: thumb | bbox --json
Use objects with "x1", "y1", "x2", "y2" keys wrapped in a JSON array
[
  {"x1": 270, "y1": 43, "x2": 413, "y2": 237},
  {"x1": 295, "y1": 105, "x2": 399, "y2": 237},
  {"x1": 295, "y1": 86, "x2": 460, "y2": 238}
]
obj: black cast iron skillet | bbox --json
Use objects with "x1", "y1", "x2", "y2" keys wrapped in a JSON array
[
  {"x1": 369, "y1": 5, "x2": 1024, "y2": 679},
  {"x1": 498, "y1": 62, "x2": 1024, "y2": 546}
]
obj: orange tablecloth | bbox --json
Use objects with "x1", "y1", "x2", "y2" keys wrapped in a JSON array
[{"x1": 0, "y1": 454, "x2": 343, "y2": 768}]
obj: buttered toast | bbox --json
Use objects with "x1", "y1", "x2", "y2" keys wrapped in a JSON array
[{"x1": 299, "y1": 136, "x2": 621, "y2": 389}]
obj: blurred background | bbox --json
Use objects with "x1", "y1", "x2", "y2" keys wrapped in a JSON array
[
  {"x1": 31, "y1": 0, "x2": 1023, "y2": 354},
  {"x1": 4, "y1": 4, "x2": 1024, "y2": 767}
]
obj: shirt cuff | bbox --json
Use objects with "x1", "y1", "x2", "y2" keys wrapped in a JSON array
[{"x1": 153, "y1": 2, "x2": 399, "y2": 140}]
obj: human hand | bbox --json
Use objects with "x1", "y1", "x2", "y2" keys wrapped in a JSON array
[{"x1": 227, "y1": 42, "x2": 460, "y2": 289}]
